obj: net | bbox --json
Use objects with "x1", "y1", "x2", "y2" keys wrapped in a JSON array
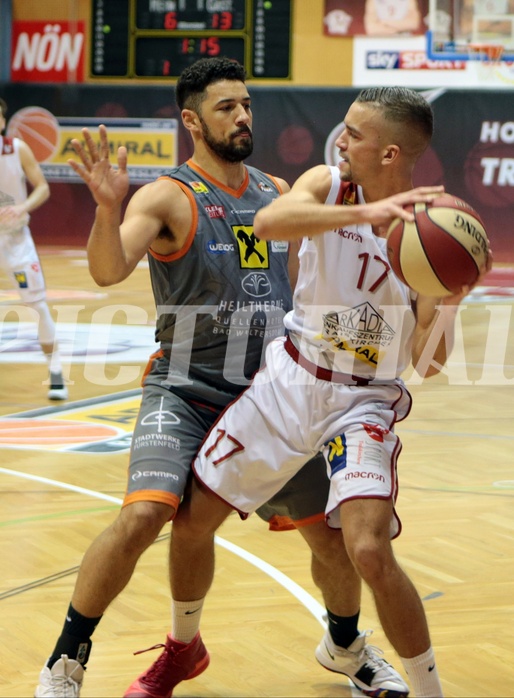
[{"x1": 466, "y1": 42, "x2": 505, "y2": 66}]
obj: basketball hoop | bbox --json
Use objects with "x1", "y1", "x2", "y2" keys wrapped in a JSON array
[{"x1": 467, "y1": 43, "x2": 505, "y2": 68}]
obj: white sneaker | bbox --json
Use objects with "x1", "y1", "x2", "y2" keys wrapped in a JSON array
[
  {"x1": 315, "y1": 630, "x2": 410, "y2": 697},
  {"x1": 47, "y1": 372, "x2": 69, "y2": 401},
  {"x1": 35, "y1": 655, "x2": 84, "y2": 697}
]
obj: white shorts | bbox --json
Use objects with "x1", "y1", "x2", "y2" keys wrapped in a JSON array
[
  {"x1": 0, "y1": 226, "x2": 46, "y2": 303},
  {"x1": 193, "y1": 336, "x2": 412, "y2": 537}
]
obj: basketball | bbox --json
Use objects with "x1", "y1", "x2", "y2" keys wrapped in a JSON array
[
  {"x1": 386, "y1": 193, "x2": 489, "y2": 297},
  {"x1": 6, "y1": 106, "x2": 60, "y2": 163}
]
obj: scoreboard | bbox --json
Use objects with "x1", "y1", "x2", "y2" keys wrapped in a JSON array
[{"x1": 91, "y1": 0, "x2": 292, "y2": 79}]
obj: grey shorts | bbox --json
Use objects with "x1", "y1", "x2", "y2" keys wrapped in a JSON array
[
  {"x1": 124, "y1": 352, "x2": 329, "y2": 528},
  {"x1": 255, "y1": 452, "x2": 329, "y2": 530}
]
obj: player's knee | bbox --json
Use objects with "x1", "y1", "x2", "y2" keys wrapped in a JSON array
[
  {"x1": 348, "y1": 538, "x2": 393, "y2": 587},
  {"x1": 116, "y1": 501, "x2": 173, "y2": 545},
  {"x1": 172, "y1": 502, "x2": 221, "y2": 542}
]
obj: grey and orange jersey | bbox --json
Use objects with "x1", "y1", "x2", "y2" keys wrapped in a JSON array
[{"x1": 147, "y1": 159, "x2": 293, "y2": 403}]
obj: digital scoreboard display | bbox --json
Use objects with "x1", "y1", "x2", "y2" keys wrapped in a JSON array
[{"x1": 91, "y1": 0, "x2": 292, "y2": 79}]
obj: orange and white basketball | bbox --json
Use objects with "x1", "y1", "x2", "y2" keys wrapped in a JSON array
[
  {"x1": 6, "y1": 106, "x2": 60, "y2": 163},
  {"x1": 386, "y1": 193, "x2": 490, "y2": 297}
]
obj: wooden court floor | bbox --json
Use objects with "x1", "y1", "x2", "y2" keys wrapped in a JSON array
[{"x1": 1, "y1": 248, "x2": 513, "y2": 697}]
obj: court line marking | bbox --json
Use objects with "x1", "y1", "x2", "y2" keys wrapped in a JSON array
[{"x1": 0, "y1": 466, "x2": 326, "y2": 626}]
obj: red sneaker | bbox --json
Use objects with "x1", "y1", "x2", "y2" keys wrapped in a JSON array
[{"x1": 124, "y1": 633, "x2": 210, "y2": 698}]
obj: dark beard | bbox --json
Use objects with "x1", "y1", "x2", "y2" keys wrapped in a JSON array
[{"x1": 200, "y1": 120, "x2": 253, "y2": 162}]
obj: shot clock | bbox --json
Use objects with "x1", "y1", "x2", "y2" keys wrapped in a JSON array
[{"x1": 91, "y1": 0, "x2": 292, "y2": 80}]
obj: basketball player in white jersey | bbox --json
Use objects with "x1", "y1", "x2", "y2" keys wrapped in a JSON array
[
  {"x1": 172, "y1": 87, "x2": 491, "y2": 698},
  {"x1": 35, "y1": 61, "x2": 420, "y2": 698},
  {"x1": 364, "y1": 0, "x2": 422, "y2": 35},
  {"x1": 0, "y1": 98, "x2": 67, "y2": 400}
]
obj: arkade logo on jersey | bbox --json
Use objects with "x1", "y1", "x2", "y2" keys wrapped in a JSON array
[
  {"x1": 322, "y1": 303, "x2": 395, "y2": 367},
  {"x1": 207, "y1": 240, "x2": 235, "y2": 254},
  {"x1": 323, "y1": 303, "x2": 395, "y2": 346}
]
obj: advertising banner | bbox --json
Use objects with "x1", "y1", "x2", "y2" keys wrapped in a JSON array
[
  {"x1": 1, "y1": 84, "x2": 512, "y2": 262},
  {"x1": 10, "y1": 20, "x2": 86, "y2": 82}
]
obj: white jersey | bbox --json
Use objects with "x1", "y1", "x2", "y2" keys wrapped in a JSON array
[
  {"x1": 0, "y1": 135, "x2": 45, "y2": 302},
  {"x1": 284, "y1": 167, "x2": 416, "y2": 381},
  {"x1": 0, "y1": 136, "x2": 28, "y2": 207}
]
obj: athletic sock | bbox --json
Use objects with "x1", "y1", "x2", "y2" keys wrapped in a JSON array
[
  {"x1": 326, "y1": 608, "x2": 360, "y2": 649},
  {"x1": 400, "y1": 646, "x2": 443, "y2": 698},
  {"x1": 47, "y1": 603, "x2": 102, "y2": 669},
  {"x1": 171, "y1": 598, "x2": 205, "y2": 644}
]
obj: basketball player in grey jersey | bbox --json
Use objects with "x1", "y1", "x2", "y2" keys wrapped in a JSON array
[{"x1": 35, "y1": 58, "x2": 409, "y2": 698}]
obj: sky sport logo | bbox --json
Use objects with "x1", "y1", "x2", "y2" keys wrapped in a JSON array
[{"x1": 365, "y1": 51, "x2": 466, "y2": 70}]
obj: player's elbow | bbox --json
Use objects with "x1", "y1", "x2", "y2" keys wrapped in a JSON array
[
  {"x1": 39, "y1": 181, "x2": 50, "y2": 205},
  {"x1": 89, "y1": 270, "x2": 114, "y2": 287},
  {"x1": 88, "y1": 262, "x2": 125, "y2": 287}
]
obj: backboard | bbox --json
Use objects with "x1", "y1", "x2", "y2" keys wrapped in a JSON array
[{"x1": 427, "y1": 0, "x2": 514, "y2": 60}]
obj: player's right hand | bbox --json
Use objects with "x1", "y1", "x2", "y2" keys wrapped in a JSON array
[{"x1": 67, "y1": 124, "x2": 129, "y2": 208}]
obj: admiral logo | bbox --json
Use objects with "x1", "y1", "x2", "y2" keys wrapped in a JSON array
[
  {"x1": 190, "y1": 181, "x2": 209, "y2": 194},
  {"x1": 258, "y1": 181, "x2": 273, "y2": 192},
  {"x1": 207, "y1": 240, "x2": 235, "y2": 254},
  {"x1": 336, "y1": 229, "x2": 363, "y2": 242},
  {"x1": 205, "y1": 204, "x2": 225, "y2": 219}
]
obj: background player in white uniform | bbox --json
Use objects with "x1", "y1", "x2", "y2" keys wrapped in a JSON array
[
  {"x1": 173, "y1": 87, "x2": 490, "y2": 698},
  {"x1": 0, "y1": 98, "x2": 67, "y2": 400},
  {"x1": 35, "y1": 61, "x2": 411, "y2": 698}
]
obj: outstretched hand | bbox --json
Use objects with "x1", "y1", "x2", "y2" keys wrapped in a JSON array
[{"x1": 68, "y1": 124, "x2": 129, "y2": 208}]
